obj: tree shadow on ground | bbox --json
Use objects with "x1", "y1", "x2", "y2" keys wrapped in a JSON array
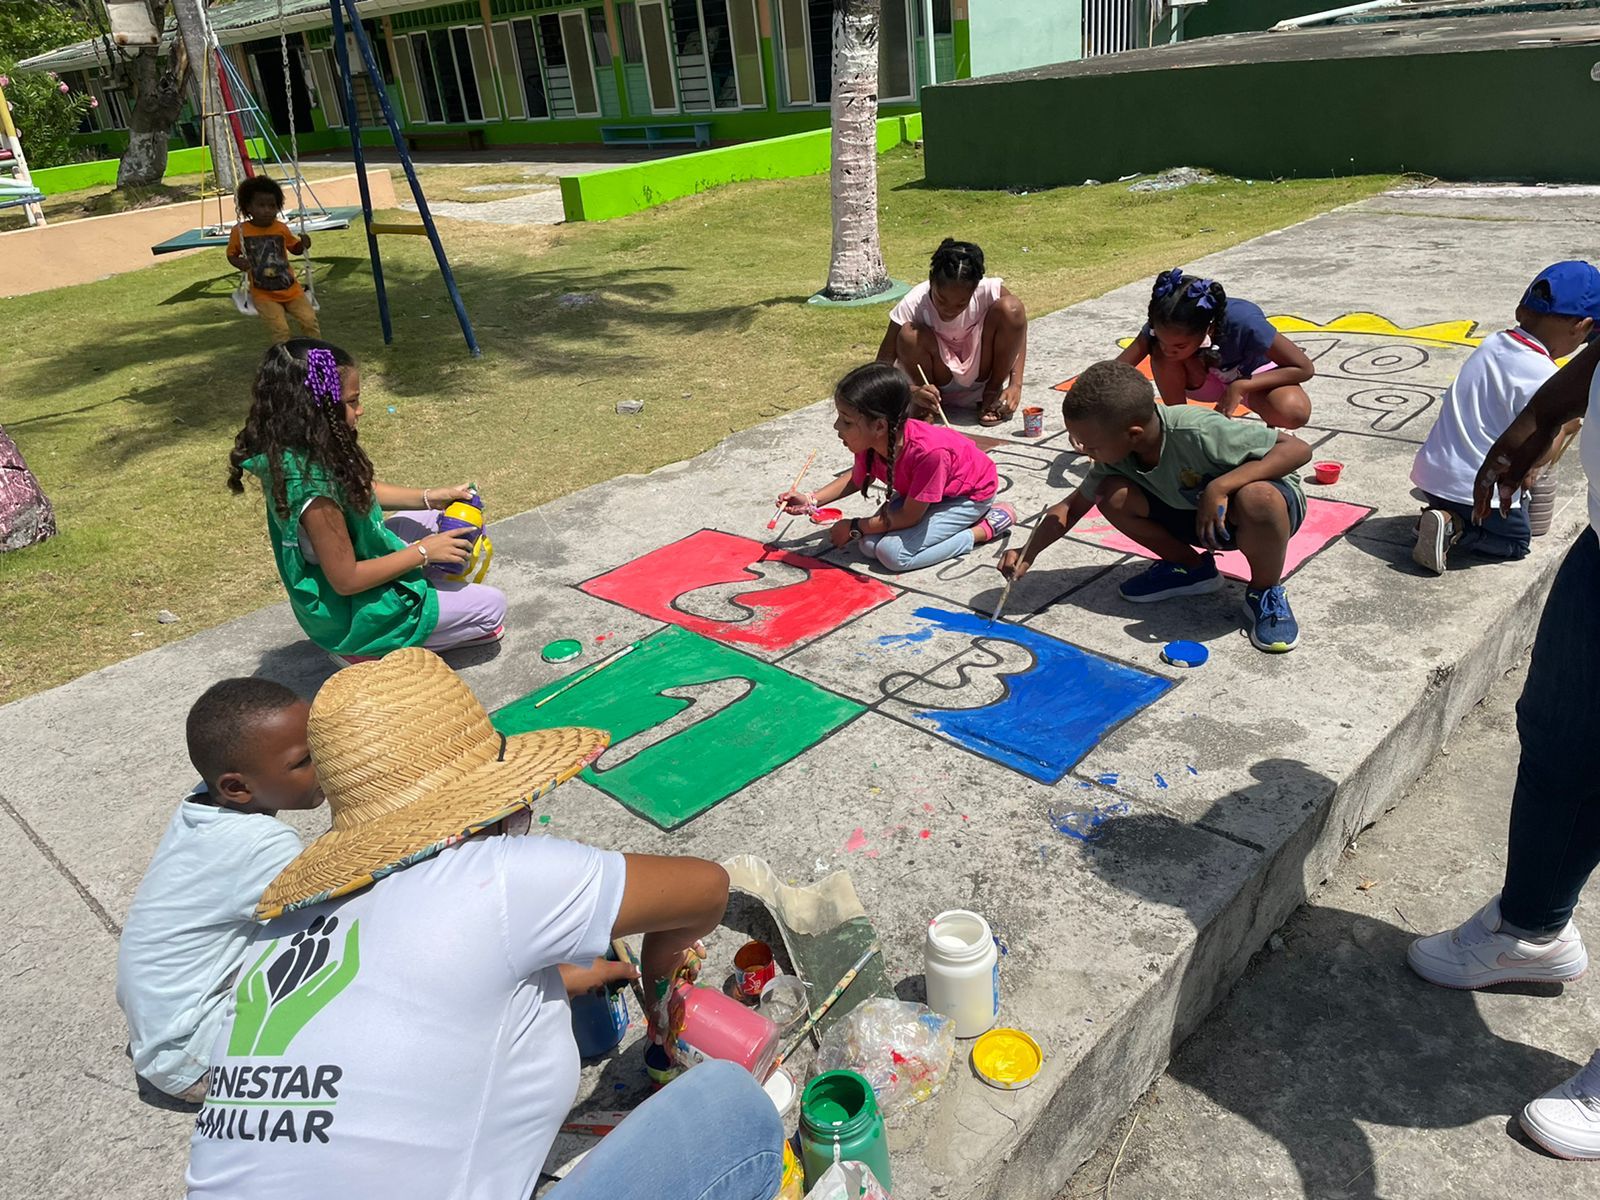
[
  {"x1": 1075, "y1": 757, "x2": 1579, "y2": 1199},
  {"x1": 156, "y1": 255, "x2": 369, "y2": 306}
]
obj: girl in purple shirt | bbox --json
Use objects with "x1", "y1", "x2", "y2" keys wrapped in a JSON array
[
  {"x1": 777, "y1": 363, "x2": 1015, "y2": 572},
  {"x1": 1117, "y1": 268, "x2": 1314, "y2": 429}
]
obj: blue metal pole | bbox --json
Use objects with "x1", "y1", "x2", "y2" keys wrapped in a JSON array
[
  {"x1": 339, "y1": 0, "x2": 480, "y2": 356},
  {"x1": 329, "y1": 0, "x2": 392, "y2": 344}
]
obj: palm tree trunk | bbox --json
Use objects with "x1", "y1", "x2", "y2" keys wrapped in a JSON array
[
  {"x1": 115, "y1": 2, "x2": 186, "y2": 189},
  {"x1": 823, "y1": 0, "x2": 890, "y2": 301}
]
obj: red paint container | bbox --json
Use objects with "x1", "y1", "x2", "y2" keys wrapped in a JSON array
[
  {"x1": 1313, "y1": 461, "x2": 1343, "y2": 485},
  {"x1": 810, "y1": 506, "x2": 843, "y2": 524},
  {"x1": 733, "y1": 940, "x2": 778, "y2": 998},
  {"x1": 1021, "y1": 406, "x2": 1045, "y2": 437}
]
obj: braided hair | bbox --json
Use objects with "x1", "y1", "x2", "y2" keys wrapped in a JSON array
[
  {"x1": 929, "y1": 238, "x2": 985, "y2": 288},
  {"x1": 227, "y1": 339, "x2": 372, "y2": 519},
  {"x1": 836, "y1": 362, "x2": 911, "y2": 501},
  {"x1": 1146, "y1": 267, "x2": 1228, "y2": 341}
]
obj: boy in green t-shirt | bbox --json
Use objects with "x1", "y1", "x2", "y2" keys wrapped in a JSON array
[{"x1": 1000, "y1": 360, "x2": 1313, "y2": 652}]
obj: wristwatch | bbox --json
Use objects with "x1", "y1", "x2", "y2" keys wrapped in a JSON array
[{"x1": 848, "y1": 518, "x2": 863, "y2": 542}]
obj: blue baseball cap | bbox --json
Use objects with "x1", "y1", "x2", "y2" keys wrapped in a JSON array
[{"x1": 1521, "y1": 261, "x2": 1600, "y2": 320}]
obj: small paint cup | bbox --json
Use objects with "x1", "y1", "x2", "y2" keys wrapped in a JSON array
[
  {"x1": 644, "y1": 1041, "x2": 681, "y2": 1090},
  {"x1": 758, "y1": 974, "x2": 809, "y2": 1034},
  {"x1": 1313, "y1": 461, "x2": 1343, "y2": 485},
  {"x1": 733, "y1": 940, "x2": 778, "y2": 999},
  {"x1": 972, "y1": 1027, "x2": 1043, "y2": 1090},
  {"x1": 809, "y1": 506, "x2": 843, "y2": 525},
  {"x1": 1021, "y1": 406, "x2": 1045, "y2": 437},
  {"x1": 763, "y1": 1065, "x2": 799, "y2": 1118}
]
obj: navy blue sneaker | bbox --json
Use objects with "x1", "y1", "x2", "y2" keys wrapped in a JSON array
[
  {"x1": 1244, "y1": 585, "x2": 1300, "y2": 652},
  {"x1": 1119, "y1": 554, "x2": 1224, "y2": 603}
]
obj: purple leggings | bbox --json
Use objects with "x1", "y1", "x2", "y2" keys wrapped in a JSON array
[{"x1": 384, "y1": 511, "x2": 507, "y2": 650}]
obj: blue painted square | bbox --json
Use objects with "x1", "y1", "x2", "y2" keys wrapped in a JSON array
[{"x1": 879, "y1": 607, "x2": 1173, "y2": 784}]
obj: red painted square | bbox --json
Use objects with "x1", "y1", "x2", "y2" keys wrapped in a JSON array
[
  {"x1": 1073, "y1": 497, "x2": 1372, "y2": 581},
  {"x1": 580, "y1": 530, "x2": 899, "y2": 652}
]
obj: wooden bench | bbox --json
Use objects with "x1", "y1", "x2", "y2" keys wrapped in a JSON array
[
  {"x1": 405, "y1": 128, "x2": 487, "y2": 153},
  {"x1": 598, "y1": 121, "x2": 713, "y2": 149}
]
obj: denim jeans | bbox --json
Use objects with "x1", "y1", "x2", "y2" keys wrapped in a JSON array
[
  {"x1": 549, "y1": 1061, "x2": 784, "y2": 1200},
  {"x1": 1499, "y1": 528, "x2": 1600, "y2": 934},
  {"x1": 1423, "y1": 491, "x2": 1531, "y2": 561},
  {"x1": 859, "y1": 497, "x2": 992, "y2": 572}
]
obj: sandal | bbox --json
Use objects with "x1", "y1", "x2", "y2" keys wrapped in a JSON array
[{"x1": 977, "y1": 504, "x2": 1016, "y2": 543}]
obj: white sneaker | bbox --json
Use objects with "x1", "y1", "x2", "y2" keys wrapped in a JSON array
[
  {"x1": 1521, "y1": 1050, "x2": 1600, "y2": 1160},
  {"x1": 1406, "y1": 895, "x2": 1587, "y2": 989},
  {"x1": 1412, "y1": 508, "x2": 1455, "y2": 575}
]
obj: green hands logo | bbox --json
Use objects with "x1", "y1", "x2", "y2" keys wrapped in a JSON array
[{"x1": 229, "y1": 915, "x2": 361, "y2": 1057}]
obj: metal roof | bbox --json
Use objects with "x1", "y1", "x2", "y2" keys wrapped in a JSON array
[{"x1": 15, "y1": 0, "x2": 432, "y2": 74}]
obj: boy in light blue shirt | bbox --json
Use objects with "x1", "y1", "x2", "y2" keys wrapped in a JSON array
[{"x1": 116, "y1": 679, "x2": 324, "y2": 1101}]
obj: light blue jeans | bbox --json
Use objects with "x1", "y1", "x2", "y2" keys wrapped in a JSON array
[
  {"x1": 859, "y1": 497, "x2": 993, "y2": 572},
  {"x1": 549, "y1": 1061, "x2": 784, "y2": 1200}
]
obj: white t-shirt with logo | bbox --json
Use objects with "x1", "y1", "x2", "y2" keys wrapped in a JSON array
[
  {"x1": 117, "y1": 787, "x2": 303, "y2": 1096},
  {"x1": 1412, "y1": 328, "x2": 1558, "y2": 508},
  {"x1": 184, "y1": 834, "x2": 626, "y2": 1200}
]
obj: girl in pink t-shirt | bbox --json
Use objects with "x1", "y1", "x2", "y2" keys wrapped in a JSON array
[
  {"x1": 877, "y1": 239, "x2": 1029, "y2": 427},
  {"x1": 777, "y1": 363, "x2": 1015, "y2": 572}
]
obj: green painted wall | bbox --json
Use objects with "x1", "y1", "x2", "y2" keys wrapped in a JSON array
[
  {"x1": 967, "y1": 0, "x2": 1080, "y2": 74},
  {"x1": 562, "y1": 113, "x2": 919, "y2": 221},
  {"x1": 924, "y1": 44, "x2": 1600, "y2": 187},
  {"x1": 951, "y1": 17, "x2": 972, "y2": 78},
  {"x1": 29, "y1": 136, "x2": 345, "y2": 195},
  {"x1": 1182, "y1": 0, "x2": 1337, "y2": 39}
]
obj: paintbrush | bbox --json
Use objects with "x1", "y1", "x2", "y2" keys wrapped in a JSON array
[
  {"x1": 768, "y1": 448, "x2": 819, "y2": 530},
  {"x1": 533, "y1": 641, "x2": 638, "y2": 709},
  {"x1": 990, "y1": 520, "x2": 1043, "y2": 625},
  {"x1": 610, "y1": 936, "x2": 651, "y2": 1018},
  {"x1": 772, "y1": 943, "x2": 879, "y2": 1072},
  {"x1": 915, "y1": 365, "x2": 951, "y2": 426}
]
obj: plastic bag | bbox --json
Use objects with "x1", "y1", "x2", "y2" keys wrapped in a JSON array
[
  {"x1": 816, "y1": 998, "x2": 955, "y2": 1114},
  {"x1": 803, "y1": 1159, "x2": 890, "y2": 1200}
]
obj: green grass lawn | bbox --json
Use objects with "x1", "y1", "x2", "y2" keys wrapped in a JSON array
[{"x1": 0, "y1": 148, "x2": 1393, "y2": 701}]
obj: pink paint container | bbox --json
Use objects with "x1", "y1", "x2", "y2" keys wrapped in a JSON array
[
  {"x1": 810, "y1": 506, "x2": 843, "y2": 524},
  {"x1": 1313, "y1": 461, "x2": 1343, "y2": 485},
  {"x1": 672, "y1": 982, "x2": 780, "y2": 1078}
]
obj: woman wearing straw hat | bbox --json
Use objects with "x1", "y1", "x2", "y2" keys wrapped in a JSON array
[{"x1": 185, "y1": 648, "x2": 784, "y2": 1200}]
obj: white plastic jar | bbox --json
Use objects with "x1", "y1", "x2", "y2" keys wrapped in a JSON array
[{"x1": 924, "y1": 909, "x2": 999, "y2": 1037}]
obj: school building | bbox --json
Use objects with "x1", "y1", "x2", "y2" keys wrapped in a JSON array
[{"x1": 18, "y1": 0, "x2": 1142, "y2": 160}]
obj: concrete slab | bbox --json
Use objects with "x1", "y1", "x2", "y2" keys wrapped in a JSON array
[
  {"x1": 1065, "y1": 656, "x2": 1600, "y2": 1200},
  {"x1": 1, "y1": 183, "x2": 1593, "y2": 1198}
]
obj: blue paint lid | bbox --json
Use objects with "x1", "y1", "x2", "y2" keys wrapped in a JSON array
[{"x1": 1160, "y1": 640, "x2": 1208, "y2": 668}]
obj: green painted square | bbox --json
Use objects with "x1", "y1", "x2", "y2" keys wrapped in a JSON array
[{"x1": 493, "y1": 626, "x2": 863, "y2": 830}]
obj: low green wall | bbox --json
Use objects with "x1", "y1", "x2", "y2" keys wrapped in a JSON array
[
  {"x1": 29, "y1": 135, "x2": 344, "y2": 195},
  {"x1": 561, "y1": 114, "x2": 920, "y2": 222},
  {"x1": 923, "y1": 45, "x2": 1600, "y2": 187},
  {"x1": 1181, "y1": 0, "x2": 1337, "y2": 38}
]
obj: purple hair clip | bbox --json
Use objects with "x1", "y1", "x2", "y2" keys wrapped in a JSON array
[
  {"x1": 304, "y1": 348, "x2": 342, "y2": 408},
  {"x1": 1184, "y1": 278, "x2": 1218, "y2": 312},
  {"x1": 1152, "y1": 267, "x2": 1186, "y2": 300}
]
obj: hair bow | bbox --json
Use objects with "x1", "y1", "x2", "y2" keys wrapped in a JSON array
[
  {"x1": 304, "y1": 347, "x2": 342, "y2": 408},
  {"x1": 1183, "y1": 278, "x2": 1218, "y2": 312},
  {"x1": 1152, "y1": 267, "x2": 1186, "y2": 300}
]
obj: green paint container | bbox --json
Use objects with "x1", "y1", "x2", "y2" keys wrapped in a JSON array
[{"x1": 799, "y1": 1069, "x2": 892, "y2": 1192}]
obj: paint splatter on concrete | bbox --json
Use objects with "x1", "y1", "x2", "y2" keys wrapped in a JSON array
[
  {"x1": 843, "y1": 828, "x2": 870, "y2": 853},
  {"x1": 1096, "y1": 773, "x2": 1120, "y2": 786},
  {"x1": 876, "y1": 626, "x2": 936, "y2": 648},
  {"x1": 1154, "y1": 773, "x2": 1168, "y2": 789},
  {"x1": 1187, "y1": 765, "x2": 1200, "y2": 776},
  {"x1": 1047, "y1": 801, "x2": 1132, "y2": 842}
]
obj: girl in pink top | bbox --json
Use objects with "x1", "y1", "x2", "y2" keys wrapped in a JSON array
[
  {"x1": 877, "y1": 239, "x2": 1029, "y2": 427},
  {"x1": 778, "y1": 363, "x2": 1016, "y2": 572}
]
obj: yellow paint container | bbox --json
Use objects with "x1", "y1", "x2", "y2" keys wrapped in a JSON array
[{"x1": 971, "y1": 1027, "x2": 1043, "y2": 1090}]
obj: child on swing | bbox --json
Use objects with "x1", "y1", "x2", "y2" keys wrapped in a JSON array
[
  {"x1": 1118, "y1": 268, "x2": 1314, "y2": 429},
  {"x1": 226, "y1": 176, "x2": 319, "y2": 345},
  {"x1": 228, "y1": 339, "x2": 507, "y2": 663},
  {"x1": 877, "y1": 239, "x2": 1029, "y2": 427},
  {"x1": 777, "y1": 362, "x2": 1014, "y2": 572}
]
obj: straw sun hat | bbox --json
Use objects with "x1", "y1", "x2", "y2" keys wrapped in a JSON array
[{"x1": 257, "y1": 647, "x2": 608, "y2": 920}]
